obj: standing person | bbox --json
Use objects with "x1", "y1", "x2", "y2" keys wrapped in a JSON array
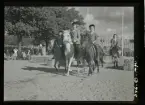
[
  {"x1": 52, "y1": 30, "x2": 63, "y2": 59},
  {"x1": 39, "y1": 44, "x2": 43, "y2": 56},
  {"x1": 22, "y1": 51, "x2": 26, "y2": 60},
  {"x1": 70, "y1": 20, "x2": 81, "y2": 63},
  {"x1": 6, "y1": 49, "x2": 10, "y2": 60},
  {"x1": 13, "y1": 47, "x2": 18, "y2": 60},
  {"x1": 110, "y1": 34, "x2": 120, "y2": 58},
  {"x1": 27, "y1": 50, "x2": 31, "y2": 60}
]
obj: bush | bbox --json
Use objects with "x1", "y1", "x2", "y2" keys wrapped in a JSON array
[
  {"x1": 4, "y1": 35, "x2": 34, "y2": 46},
  {"x1": 123, "y1": 48, "x2": 133, "y2": 57},
  {"x1": 4, "y1": 35, "x2": 17, "y2": 45}
]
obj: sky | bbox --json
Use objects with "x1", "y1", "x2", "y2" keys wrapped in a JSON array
[{"x1": 68, "y1": 7, "x2": 134, "y2": 39}]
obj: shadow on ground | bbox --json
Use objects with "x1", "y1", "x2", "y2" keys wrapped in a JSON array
[
  {"x1": 22, "y1": 66, "x2": 82, "y2": 77},
  {"x1": 105, "y1": 66, "x2": 124, "y2": 70},
  {"x1": 40, "y1": 63, "x2": 87, "y2": 68}
]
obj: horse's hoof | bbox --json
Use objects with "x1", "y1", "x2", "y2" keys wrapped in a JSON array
[{"x1": 66, "y1": 73, "x2": 69, "y2": 76}]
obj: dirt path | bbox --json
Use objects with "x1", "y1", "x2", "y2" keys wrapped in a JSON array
[{"x1": 4, "y1": 60, "x2": 134, "y2": 101}]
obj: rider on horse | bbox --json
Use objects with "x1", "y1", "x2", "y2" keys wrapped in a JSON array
[
  {"x1": 88, "y1": 24, "x2": 100, "y2": 45},
  {"x1": 110, "y1": 34, "x2": 120, "y2": 58},
  {"x1": 70, "y1": 20, "x2": 81, "y2": 62},
  {"x1": 88, "y1": 24, "x2": 104, "y2": 54}
]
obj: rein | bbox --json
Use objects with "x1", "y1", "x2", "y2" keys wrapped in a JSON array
[{"x1": 63, "y1": 41, "x2": 73, "y2": 45}]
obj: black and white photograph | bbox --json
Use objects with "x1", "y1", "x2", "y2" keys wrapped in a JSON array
[
  {"x1": 144, "y1": 2, "x2": 145, "y2": 47},
  {"x1": 4, "y1": 6, "x2": 134, "y2": 101}
]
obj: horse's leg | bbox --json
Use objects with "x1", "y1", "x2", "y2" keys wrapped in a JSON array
[
  {"x1": 65, "y1": 60, "x2": 67, "y2": 72},
  {"x1": 114, "y1": 60, "x2": 116, "y2": 68},
  {"x1": 68, "y1": 56, "x2": 74, "y2": 72},
  {"x1": 96, "y1": 50, "x2": 100, "y2": 73},
  {"x1": 100, "y1": 57, "x2": 103, "y2": 68},
  {"x1": 97, "y1": 60, "x2": 99, "y2": 73},
  {"x1": 102, "y1": 58, "x2": 104, "y2": 68},
  {"x1": 76, "y1": 60, "x2": 80, "y2": 75},
  {"x1": 90, "y1": 60, "x2": 94, "y2": 75},
  {"x1": 66, "y1": 59, "x2": 69, "y2": 76},
  {"x1": 88, "y1": 64, "x2": 92, "y2": 76},
  {"x1": 85, "y1": 59, "x2": 91, "y2": 76},
  {"x1": 115, "y1": 58, "x2": 117, "y2": 68},
  {"x1": 58, "y1": 63, "x2": 60, "y2": 69},
  {"x1": 94, "y1": 59, "x2": 99, "y2": 73},
  {"x1": 54, "y1": 59, "x2": 58, "y2": 71},
  {"x1": 116, "y1": 57, "x2": 119, "y2": 68},
  {"x1": 81, "y1": 58, "x2": 86, "y2": 73},
  {"x1": 112, "y1": 57, "x2": 115, "y2": 68}
]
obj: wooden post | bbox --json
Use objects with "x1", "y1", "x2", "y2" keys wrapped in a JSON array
[{"x1": 121, "y1": 8, "x2": 124, "y2": 56}]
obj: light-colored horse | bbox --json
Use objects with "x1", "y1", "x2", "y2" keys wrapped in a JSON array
[
  {"x1": 62, "y1": 30, "x2": 74, "y2": 76},
  {"x1": 52, "y1": 30, "x2": 74, "y2": 76}
]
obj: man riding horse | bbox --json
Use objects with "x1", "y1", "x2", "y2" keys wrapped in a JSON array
[
  {"x1": 87, "y1": 24, "x2": 105, "y2": 66},
  {"x1": 70, "y1": 20, "x2": 81, "y2": 64}
]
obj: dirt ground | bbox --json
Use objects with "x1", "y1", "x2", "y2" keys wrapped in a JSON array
[{"x1": 4, "y1": 59, "x2": 134, "y2": 101}]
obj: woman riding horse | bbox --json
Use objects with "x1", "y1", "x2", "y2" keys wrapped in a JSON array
[
  {"x1": 110, "y1": 34, "x2": 120, "y2": 58},
  {"x1": 110, "y1": 34, "x2": 120, "y2": 68}
]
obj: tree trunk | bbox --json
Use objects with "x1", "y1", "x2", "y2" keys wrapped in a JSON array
[
  {"x1": 45, "y1": 39, "x2": 48, "y2": 55},
  {"x1": 18, "y1": 35, "x2": 22, "y2": 51}
]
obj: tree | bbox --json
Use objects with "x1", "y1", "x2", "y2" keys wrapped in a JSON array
[
  {"x1": 4, "y1": 7, "x2": 38, "y2": 51},
  {"x1": 32, "y1": 7, "x2": 85, "y2": 52},
  {"x1": 5, "y1": 7, "x2": 85, "y2": 52}
]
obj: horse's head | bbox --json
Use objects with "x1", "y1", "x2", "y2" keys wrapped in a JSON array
[
  {"x1": 62, "y1": 30, "x2": 73, "y2": 44},
  {"x1": 81, "y1": 32, "x2": 90, "y2": 49}
]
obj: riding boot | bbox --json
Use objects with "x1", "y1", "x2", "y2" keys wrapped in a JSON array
[
  {"x1": 117, "y1": 52, "x2": 120, "y2": 58},
  {"x1": 52, "y1": 56, "x2": 54, "y2": 59}
]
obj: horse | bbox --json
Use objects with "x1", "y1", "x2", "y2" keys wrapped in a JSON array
[
  {"x1": 110, "y1": 45, "x2": 120, "y2": 68},
  {"x1": 62, "y1": 30, "x2": 74, "y2": 76},
  {"x1": 52, "y1": 30, "x2": 74, "y2": 76},
  {"x1": 81, "y1": 34, "x2": 100, "y2": 76},
  {"x1": 96, "y1": 44, "x2": 105, "y2": 68}
]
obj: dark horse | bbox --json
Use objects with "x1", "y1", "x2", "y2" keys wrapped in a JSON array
[
  {"x1": 110, "y1": 45, "x2": 120, "y2": 68},
  {"x1": 81, "y1": 34, "x2": 101, "y2": 76}
]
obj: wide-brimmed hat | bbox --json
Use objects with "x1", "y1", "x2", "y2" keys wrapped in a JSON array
[
  {"x1": 72, "y1": 19, "x2": 80, "y2": 25},
  {"x1": 89, "y1": 24, "x2": 95, "y2": 28}
]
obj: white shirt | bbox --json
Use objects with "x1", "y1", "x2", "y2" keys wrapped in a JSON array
[{"x1": 13, "y1": 49, "x2": 18, "y2": 56}]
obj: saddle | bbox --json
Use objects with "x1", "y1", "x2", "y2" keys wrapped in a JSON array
[{"x1": 110, "y1": 45, "x2": 120, "y2": 57}]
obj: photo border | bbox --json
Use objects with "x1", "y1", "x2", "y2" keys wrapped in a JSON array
[{"x1": 3, "y1": 0, "x2": 144, "y2": 105}]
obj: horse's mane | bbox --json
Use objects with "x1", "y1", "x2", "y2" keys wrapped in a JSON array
[
  {"x1": 81, "y1": 31, "x2": 92, "y2": 45},
  {"x1": 63, "y1": 30, "x2": 73, "y2": 44}
]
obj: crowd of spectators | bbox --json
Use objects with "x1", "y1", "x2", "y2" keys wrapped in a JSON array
[{"x1": 4, "y1": 44, "x2": 52, "y2": 60}]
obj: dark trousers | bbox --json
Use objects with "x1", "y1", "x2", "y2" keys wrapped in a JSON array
[
  {"x1": 73, "y1": 44, "x2": 81, "y2": 60},
  {"x1": 110, "y1": 46, "x2": 120, "y2": 58}
]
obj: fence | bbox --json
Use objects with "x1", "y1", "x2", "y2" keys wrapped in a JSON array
[
  {"x1": 100, "y1": 36, "x2": 134, "y2": 50},
  {"x1": 100, "y1": 36, "x2": 134, "y2": 57}
]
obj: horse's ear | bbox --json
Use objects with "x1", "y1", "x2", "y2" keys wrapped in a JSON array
[{"x1": 68, "y1": 29, "x2": 71, "y2": 33}]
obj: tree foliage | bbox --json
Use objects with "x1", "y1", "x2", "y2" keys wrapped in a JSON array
[{"x1": 4, "y1": 6, "x2": 85, "y2": 51}]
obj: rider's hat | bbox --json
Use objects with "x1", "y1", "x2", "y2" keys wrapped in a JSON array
[
  {"x1": 59, "y1": 30, "x2": 63, "y2": 33},
  {"x1": 89, "y1": 24, "x2": 95, "y2": 28},
  {"x1": 72, "y1": 19, "x2": 80, "y2": 25}
]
